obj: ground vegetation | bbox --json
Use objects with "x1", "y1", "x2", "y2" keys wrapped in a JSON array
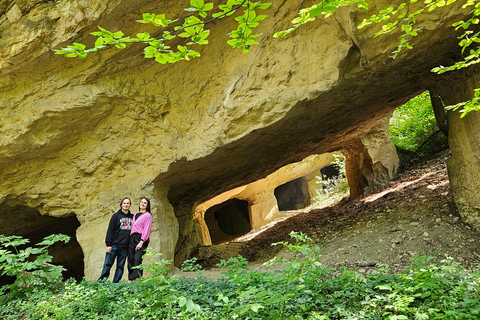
[{"x1": 1, "y1": 151, "x2": 479, "y2": 319}]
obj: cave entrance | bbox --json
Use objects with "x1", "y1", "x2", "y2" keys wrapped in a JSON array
[
  {"x1": 320, "y1": 164, "x2": 340, "y2": 179},
  {"x1": 274, "y1": 177, "x2": 311, "y2": 211},
  {"x1": 204, "y1": 198, "x2": 251, "y2": 245},
  {"x1": 0, "y1": 205, "x2": 84, "y2": 286}
]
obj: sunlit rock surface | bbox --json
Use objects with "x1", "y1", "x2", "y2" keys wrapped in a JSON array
[{"x1": 194, "y1": 154, "x2": 335, "y2": 243}]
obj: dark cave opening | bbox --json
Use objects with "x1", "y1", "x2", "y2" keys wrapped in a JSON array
[
  {"x1": 204, "y1": 198, "x2": 251, "y2": 245},
  {"x1": 0, "y1": 206, "x2": 84, "y2": 286},
  {"x1": 274, "y1": 177, "x2": 311, "y2": 211}
]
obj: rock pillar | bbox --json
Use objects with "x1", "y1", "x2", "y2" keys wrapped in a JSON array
[
  {"x1": 344, "y1": 116, "x2": 399, "y2": 199},
  {"x1": 437, "y1": 74, "x2": 480, "y2": 230}
]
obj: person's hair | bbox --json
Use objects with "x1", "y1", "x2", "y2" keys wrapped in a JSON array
[
  {"x1": 139, "y1": 197, "x2": 151, "y2": 213},
  {"x1": 119, "y1": 197, "x2": 131, "y2": 208}
]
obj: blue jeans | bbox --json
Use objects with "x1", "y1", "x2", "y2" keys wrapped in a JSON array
[{"x1": 99, "y1": 246, "x2": 128, "y2": 283}]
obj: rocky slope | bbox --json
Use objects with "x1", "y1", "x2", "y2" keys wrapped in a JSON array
[{"x1": 192, "y1": 152, "x2": 480, "y2": 274}]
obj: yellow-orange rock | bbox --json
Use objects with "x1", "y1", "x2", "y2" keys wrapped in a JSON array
[{"x1": 0, "y1": 0, "x2": 476, "y2": 279}]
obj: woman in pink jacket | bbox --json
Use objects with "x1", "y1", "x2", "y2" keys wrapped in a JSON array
[{"x1": 127, "y1": 197, "x2": 153, "y2": 281}]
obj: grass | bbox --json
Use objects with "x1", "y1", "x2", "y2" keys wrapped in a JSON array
[{"x1": 1, "y1": 232, "x2": 479, "y2": 320}]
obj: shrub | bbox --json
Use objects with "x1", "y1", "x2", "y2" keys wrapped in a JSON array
[
  {"x1": 389, "y1": 91, "x2": 448, "y2": 157},
  {"x1": 0, "y1": 234, "x2": 69, "y2": 298},
  {"x1": 1, "y1": 232, "x2": 479, "y2": 319}
]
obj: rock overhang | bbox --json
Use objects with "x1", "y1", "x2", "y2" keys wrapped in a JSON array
[{"x1": 0, "y1": 0, "x2": 469, "y2": 210}]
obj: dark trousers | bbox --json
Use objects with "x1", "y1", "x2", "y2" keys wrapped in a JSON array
[
  {"x1": 99, "y1": 246, "x2": 128, "y2": 283},
  {"x1": 128, "y1": 233, "x2": 148, "y2": 280}
]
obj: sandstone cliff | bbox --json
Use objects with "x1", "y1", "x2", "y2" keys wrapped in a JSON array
[{"x1": 1, "y1": 0, "x2": 478, "y2": 280}]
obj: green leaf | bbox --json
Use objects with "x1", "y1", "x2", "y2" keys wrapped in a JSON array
[
  {"x1": 97, "y1": 26, "x2": 112, "y2": 35},
  {"x1": 113, "y1": 31, "x2": 124, "y2": 39},
  {"x1": 187, "y1": 50, "x2": 200, "y2": 57},
  {"x1": 94, "y1": 37, "x2": 104, "y2": 48},
  {"x1": 72, "y1": 42, "x2": 86, "y2": 51},
  {"x1": 254, "y1": 15, "x2": 268, "y2": 22},
  {"x1": 144, "y1": 46, "x2": 157, "y2": 58},
  {"x1": 376, "y1": 285, "x2": 393, "y2": 291},
  {"x1": 199, "y1": 29, "x2": 210, "y2": 40},
  {"x1": 186, "y1": 299, "x2": 201, "y2": 312},
  {"x1": 155, "y1": 54, "x2": 169, "y2": 64},
  {"x1": 153, "y1": 14, "x2": 166, "y2": 27},
  {"x1": 308, "y1": 5, "x2": 325, "y2": 17},
  {"x1": 203, "y1": 3, "x2": 214, "y2": 11},
  {"x1": 140, "y1": 13, "x2": 154, "y2": 23},
  {"x1": 190, "y1": 0, "x2": 204, "y2": 9},
  {"x1": 251, "y1": 2, "x2": 271, "y2": 10},
  {"x1": 137, "y1": 32, "x2": 150, "y2": 41},
  {"x1": 250, "y1": 304, "x2": 264, "y2": 312}
]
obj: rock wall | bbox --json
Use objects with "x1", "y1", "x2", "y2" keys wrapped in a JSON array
[
  {"x1": 344, "y1": 115, "x2": 399, "y2": 200},
  {"x1": 436, "y1": 71, "x2": 480, "y2": 231},
  {"x1": 0, "y1": 0, "x2": 475, "y2": 277}
]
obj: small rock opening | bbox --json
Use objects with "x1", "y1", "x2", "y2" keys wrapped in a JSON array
[
  {"x1": 274, "y1": 177, "x2": 311, "y2": 211},
  {"x1": 320, "y1": 164, "x2": 340, "y2": 179},
  {"x1": 204, "y1": 198, "x2": 251, "y2": 244},
  {"x1": 0, "y1": 205, "x2": 84, "y2": 285}
]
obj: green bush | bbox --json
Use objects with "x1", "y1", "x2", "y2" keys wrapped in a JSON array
[
  {"x1": 389, "y1": 91, "x2": 448, "y2": 156},
  {"x1": 0, "y1": 234, "x2": 70, "y2": 298}
]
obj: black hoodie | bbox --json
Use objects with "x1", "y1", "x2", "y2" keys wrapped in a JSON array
[{"x1": 105, "y1": 209, "x2": 134, "y2": 247}]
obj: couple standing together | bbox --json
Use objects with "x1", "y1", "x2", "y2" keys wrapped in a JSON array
[{"x1": 99, "y1": 197, "x2": 152, "y2": 283}]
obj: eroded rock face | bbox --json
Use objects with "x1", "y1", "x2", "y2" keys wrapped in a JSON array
[
  {"x1": 344, "y1": 115, "x2": 399, "y2": 200},
  {"x1": 0, "y1": 0, "x2": 475, "y2": 276},
  {"x1": 439, "y1": 73, "x2": 480, "y2": 231}
]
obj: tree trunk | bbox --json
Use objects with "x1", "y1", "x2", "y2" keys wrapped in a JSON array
[{"x1": 429, "y1": 91, "x2": 449, "y2": 137}]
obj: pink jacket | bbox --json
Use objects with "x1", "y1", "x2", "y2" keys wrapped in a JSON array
[{"x1": 131, "y1": 211, "x2": 152, "y2": 242}]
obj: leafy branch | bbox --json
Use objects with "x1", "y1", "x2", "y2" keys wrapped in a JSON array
[
  {"x1": 275, "y1": 0, "x2": 458, "y2": 58},
  {"x1": 433, "y1": 0, "x2": 480, "y2": 74},
  {"x1": 358, "y1": 0, "x2": 459, "y2": 58},
  {"x1": 446, "y1": 87, "x2": 480, "y2": 116},
  {"x1": 54, "y1": 0, "x2": 271, "y2": 64},
  {"x1": 359, "y1": 0, "x2": 480, "y2": 115},
  {"x1": 55, "y1": 0, "x2": 480, "y2": 116},
  {"x1": 0, "y1": 234, "x2": 70, "y2": 297},
  {"x1": 273, "y1": 0, "x2": 368, "y2": 38},
  {"x1": 276, "y1": 0, "x2": 480, "y2": 116}
]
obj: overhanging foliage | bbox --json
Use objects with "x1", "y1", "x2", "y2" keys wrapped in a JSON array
[{"x1": 54, "y1": 0, "x2": 480, "y2": 116}]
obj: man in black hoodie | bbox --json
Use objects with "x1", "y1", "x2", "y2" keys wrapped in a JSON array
[{"x1": 99, "y1": 197, "x2": 134, "y2": 283}]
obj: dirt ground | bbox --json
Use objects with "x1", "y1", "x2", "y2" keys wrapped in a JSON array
[{"x1": 177, "y1": 152, "x2": 480, "y2": 277}]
